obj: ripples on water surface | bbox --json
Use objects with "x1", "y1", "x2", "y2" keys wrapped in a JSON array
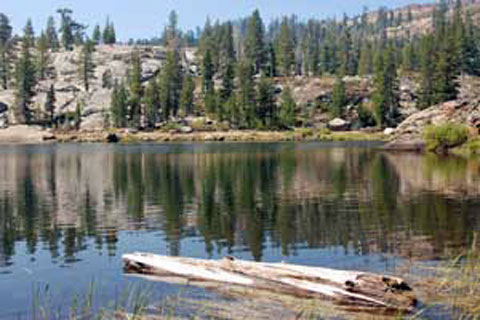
[{"x1": 0, "y1": 142, "x2": 479, "y2": 318}]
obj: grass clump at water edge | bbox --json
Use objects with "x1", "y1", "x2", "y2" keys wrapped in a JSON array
[
  {"x1": 424, "y1": 123, "x2": 470, "y2": 154},
  {"x1": 414, "y1": 233, "x2": 480, "y2": 319},
  {"x1": 31, "y1": 281, "x2": 153, "y2": 320}
]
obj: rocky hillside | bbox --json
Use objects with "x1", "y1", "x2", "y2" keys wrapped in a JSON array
[
  {"x1": 386, "y1": 76, "x2": 480, "y2": 150},
  {"x1": 371, "y1": 0, "x2": 480, "y2": 38},
  {"x1": 0, "y1": 45, "x2": 197, "y2": 131},
  {"x1": 0, "y1": 44, "x2": 421, "y2": 133}
]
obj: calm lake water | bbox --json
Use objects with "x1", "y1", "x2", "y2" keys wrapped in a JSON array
[{"x1": 0, "y1": 142, "x2": 480, "y2": 318}]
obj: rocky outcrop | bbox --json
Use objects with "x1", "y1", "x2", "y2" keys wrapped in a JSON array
[
  {"x1": 385, "y1": 99, "x2": 480, "y2": 151},
  {"x1": 1, "y1": 45, "x2": 197, "y2": 131}
]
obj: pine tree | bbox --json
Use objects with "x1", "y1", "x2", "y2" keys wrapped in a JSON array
[
  {"x1": 24, "y1": 19, "x2": 35, "y2": 48},
  {"x1": 266, "y1": 42, "x2": 277, "y2": 77},
  {"x1": 159, "y1": 50, "x2": 182, "y2": 119},
  {"x1": 198, "y1": 17, "x2": 213, "y2": 59},
  {"x1": 143, "y1": 78, "x2": 160, "y2": 128},
  {"x1": 127, "y1": 49, "x2": 143, "y2": 127},
  {"x1": 45, "y1": 16, "x2": 59, "y2": 50},
  {"x1": 180, "y1": 73, "x2": 195, "y2": 116},
  {"x1": 220, "y1": 61, "x2": 235, "y2": 103},
  {"x1": 72, "y1": 21, "x2": 87, "y2": 46},
  {"x1": 58, "y1": 8, "x2": 74, "y2": 50},
  {"x1": 372, "y1": 49, "x2": 385, "y2": 125},
  {"x1": 331, "y1": 75, "x2": 346, "y2": 117},
  {"x1": 401, "y1": 42, "x2": 416, "y2": 72},
  {"x1": 236, "y1": 59, "x2": 256, "y2": 128},
  {"x1": 277, "y1": 17, "x2": 295, "y2": 76},
  {"x1": 433, "y1": 39, "x2": 459, "y2": 104},
  {"x1": 92, "y1": 25, "x2": 101, "y2": 44},
  {"x1": 78, "y1": 40, "x2": 95, "y2": 92},
  {"x1": 256, "y1": 73, "x2": 277, "y2": 128},
  {"x1": 44, "y1": 84, "x2": 56, "y2": 126},
  {"x1": 433, "y1": 0, "x2": 448, "y2": 41},
  {"x1": 451, "y1": 0, "x2": 465, "y2": 74},
  {"x1": 372, "y1": 44, "x2": 400, "y2": 127},
  {"x1": 165, "y1": 10, "x2": 179, "y2": 48},
  {"x1": 74, "y1": 102, "x2": 82, "y2": 130},
  {"x1": 0, "y1": 14, "x2": 12, "y2": 90},
  {"x1": 0, "y1": 45, "x2": 10, "y2": 89},
  {"x1": 419, "y1": 35, "x2": 435, "y2": 109},
  {"x1": 102, "y1": 69, "x2": 113, "y2": 89},
  {"x1": 310, "y1": 41, "x2": 321, "y2": 76},
  {"x1": 103, "y1": 19, "x2": 116, "y2": 45},
  {"x1": 358, "y1": 42, "x2": 373, "y2": 76},
  {"x1": 202, "y1": 49, "x2": 214, "y2": 94},
  {"x1": 109, "y1": 23, "x2": 116, "y2": 44},
  {"x1": 36, "y1": 32, "x2": 50, "y2": 80},
  {"x1": 338, "y1": 27, "x2": 355, "y2": 76},
  {"x1": 204, "y1": 87, "x2": 218, "y2": 115},
  {"x1": 102, "y1": 20, "x2": 110, "y2": 44},
  {"x1": 244, "y1": 10, "x2": 266, "y2": 74},
  {"x1": 14, "y1": 31, "x2": 37, "y2": 124},
  {"x1": 432, "y1": 11, "x2": 459, "y2": 105},
  {"x1": 300, "y1": 31, "x2": 311, "y2": 76},
  {"x1": 321, "y1": 33, "x2": 337, "y2": 74},
  {"x1": 111, "y1": 80, "x2": 128, "y2": 128},
  {"x1": 218, "y1": 22, "x2": 236, "y2": 78},
  {"x1": 224, "y1": 94, "x2": 238, "y2": 125},
  {"x1": 461, "y1": 10, "x2": 480, "y2": 75},
  {"x1": 279, "y1": 86, "x2": 296, "y2": 128},
  {"x1": 0, "y1": 13, "x2": 12, "y2": 47}
]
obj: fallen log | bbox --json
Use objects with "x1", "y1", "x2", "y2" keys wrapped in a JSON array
[{"x1": 122, "y1": 253, "x2": 416, "y2": 313}]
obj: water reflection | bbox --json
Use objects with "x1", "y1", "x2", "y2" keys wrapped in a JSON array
[{"x1": 0, "y1": 143, "x2": 480, "y2": 267}]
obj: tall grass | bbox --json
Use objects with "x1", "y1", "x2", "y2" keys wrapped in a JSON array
[
  {"x1": 30, "y1": 281, "x2": 152, "y2": 320},
  {"x1": 424, "y1": 123, "x2": 469, "y2": 153},
  {"x1": 422, "y1": 233, "x2": 480, "y2": 318}
]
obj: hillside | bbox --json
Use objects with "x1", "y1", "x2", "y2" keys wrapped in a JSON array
[
  {"x1": 1, "y1": 0, "x2": 480, "y2": 148},
  {"x1": 371, "y1": 0, "x2": 480, "y2": 37},
  {"x1": 0, "y1": 45, "x2": 198, "y2": 131}
]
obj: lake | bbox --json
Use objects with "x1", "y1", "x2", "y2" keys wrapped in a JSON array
[{"x1": 0, "y1": 142, "x2": 479, "y2": 319}]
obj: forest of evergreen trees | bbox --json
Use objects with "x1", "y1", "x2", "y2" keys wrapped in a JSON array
[{"x1": 1, "y1": 0, "x2": 479, "y2": 129}]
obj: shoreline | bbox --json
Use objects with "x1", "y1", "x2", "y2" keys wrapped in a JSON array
[
  {"x1": 0, "y1": 125, "x2": 389, "y2": 144},
  {"x1": 54, "y1": 129, "x2": 389, "y2": 144}
]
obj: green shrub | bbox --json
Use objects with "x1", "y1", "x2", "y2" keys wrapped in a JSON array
[
  {"x1": 318, "y1": 127, "x2": 331, "y2": 136},
  {"x1": 160, "y1": 122, "x2": 182, "y2": 133},
  {"x1": 424, "y1": 123, "x2": 469, "y2": 153},
  {"x1": 295, "y1": 128, "x2": 314, "y2": 138}
]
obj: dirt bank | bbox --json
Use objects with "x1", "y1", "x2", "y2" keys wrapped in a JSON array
[{"x1": 0, "y1": 125, "x2": 56, "y2": 144}]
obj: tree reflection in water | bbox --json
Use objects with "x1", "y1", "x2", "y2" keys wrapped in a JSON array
[{"x1": 0, "y1": 143, "x2": 480, "y2": 266}]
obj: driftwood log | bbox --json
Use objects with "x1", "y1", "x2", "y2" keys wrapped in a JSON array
[{"x1": 122, "y1": 253, "x2": 416, "y2": 313}]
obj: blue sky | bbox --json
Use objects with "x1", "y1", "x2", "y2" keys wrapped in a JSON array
[{"x1": 4, "y1": 0, "x2": 432, "y2": 40}]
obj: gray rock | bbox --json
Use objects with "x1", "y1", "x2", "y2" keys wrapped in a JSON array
[
  {"x1": 328, "y1": 118, "x2": 351, "y2": 131},
  {"x1": 180, "y1": 126, "x2": 193, "y2": 134},
  {"x1": 383, "y1": 128, "x2": 395, "y2": 135},
  {"x1": 0, "y1": 115, "x2": 8, "y2": 129}
]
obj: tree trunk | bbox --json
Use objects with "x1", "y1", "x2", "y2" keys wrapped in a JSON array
[{"x1": 123, "y1": 253, "x2": 416, "y2": 313}]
